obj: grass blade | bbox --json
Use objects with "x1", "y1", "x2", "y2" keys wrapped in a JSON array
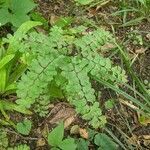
[{"x1": 0, "y1": 54, "x2": 15, "y2": 69}]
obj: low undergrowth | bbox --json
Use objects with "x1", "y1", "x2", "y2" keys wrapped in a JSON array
[{"x1": 0, "y1": 0, "x2": 150, "y2": 149}]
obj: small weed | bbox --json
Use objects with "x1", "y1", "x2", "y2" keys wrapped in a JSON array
[
  {"x1": 16, "y1": 119, "x2": 32, "y2": 135},
  {"x1": 48, "y1": 122, "x2": 77, "y2": 150}
]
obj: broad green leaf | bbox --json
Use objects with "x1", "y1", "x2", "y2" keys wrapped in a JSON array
[
  {"x1": 0, "y1": 8, "x2": 10, "y2": 25},
  {"x1": 0, "y1": 68, "x2": 6, "y2": 92},
  {"x1": 0, "y1": 47, "x2": 5, "y2": 59},
  {"x1": 4, "y1": 83, "x2": 17, "y2": 93},
  {"x1": 0, "y1": 0, "x2": 37, "y2": 27},
  {"x1": 8, "y1": 63, "x2": 27, "y2": 84},
  {"x1": 11, "y1": 14, "x2": 30, "y2": 27},
  {"x1": 48, "y1": 122, "x2": 64, "y2": 146},
  {"x1": 88, "y1": 128, "x2": 97, "y2": 140},
  {"x1": 0, "y1": 0, "x2": 11, "y2": 8},
  {"x1": 14, "y1": 21, "x2": 42, "y2": 39},
  {"x1": 94, "y1": 133, "x2": 118, "y2": 150},
  {"x1": 59, "y1": 138, "x2": 77, "y2": 150},
  {"x1": 16, "y1": 119, "x2": 32, "y2": 135},
  {"x1": 11, "y1": 0, "x2": 36, "y2": 14},
  {"x1": 77, "y1": 138, "x2": 89, "y2": 150},
  {"x1": 0, "y1": 54, "x2": 15, "y2": 69},
  {"x1": 8, "y1": 21, "x2": 42, "y2": 53}
]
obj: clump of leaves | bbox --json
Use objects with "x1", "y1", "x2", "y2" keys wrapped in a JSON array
[
  {"x1": 15, "y1": 25, "x2": 127, "y2": 128},
  {"x1": 0, "y1": 21, "x2": 41, "y2": 127},
  {"x1": 48, "y1": 122, "x2": 77, "y2": 150},
  {"x1": 0, "y1": 0, "x2": 36, "y2": 27}
]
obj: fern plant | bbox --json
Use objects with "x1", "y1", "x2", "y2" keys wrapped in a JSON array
[{"x1": 16, "y1": 26, "x2": 127, "y2": 128}]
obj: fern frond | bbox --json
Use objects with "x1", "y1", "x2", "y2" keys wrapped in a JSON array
[
  {"x1": 33, "y1": 89, "x2": 51, "y2": 117},
  {"x1": 74, "y1": 29, "x2": 127, "y2": 84},
  {"x1": 16, "y1": 26, "x2": 127, "y2": 128},
  {"x1": 89, "y1": 55, "x2": 127, "y2": 84},
  {"x1": 61, "y1": 57, "x2": 106, "y2": 128},
  {"x1": 17, "y1": 53, "x2": 65, "y2": 108},
  {"x1": 74, "y1": 28, "x2": 113, "y2": 57}
]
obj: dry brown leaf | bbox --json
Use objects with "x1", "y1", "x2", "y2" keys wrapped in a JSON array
[
  {"x1": 49, "y1": 103, "x2": 76, "y2": 125},
  {"x1": 135, "y1": 48, "x2": 146, "y2": 54},
  {"x1": 41, "y1": 124, "x2": 49, "y2": 139},
  {"x1": 79, "y1": 128, "x2": 89, "y2": 139},
  {"x1": 143, "y1": 139, "x2": 150, "y2": 147},
  {"x1": 119, "y1": 98, "x2": 139, "y2": 110},
  {"x1": 35, "y1": 27, "x2": 47, "y2": 35},
  {"x1": 129, "y1": 134, "x2": 150, "y2": 148},
  {"x1": 36, "y1": 138, "x2": 46, "y2": 147},
  {"x1": 128, "y1": 135, "x2": 139, "y2": 146},
  {"x1": 101, "y1": 43, "x2": 116, "y2": 51},
  {"x1": 70, "y1": 125, "x2": 80, "y2": 135},
  {"x1": 139, "y1": 135, "x2": 150, "y2": 147},
  {"x1": 49, "y1": 103, "x2": 65, "y2": 115},
  {"x1": 146, "y1": 33, "x2": 150, "y2": 40},
  {"x1": 50, "y1": 13, "x2": 59, "y2": 25},
  {"x1": 64, "y1": 116, "x2": 75, "y2": 129},
  {"x1": 143, "y1": 135, "x2": 150, "y2": 140},
  {"x1": 143, "y1": 136, "x2": 150, "y2": 147},
  {"x1": 88, "y1": 8, "x2": 97, "y2": 18}
]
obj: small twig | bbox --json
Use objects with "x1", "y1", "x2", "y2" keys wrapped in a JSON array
[
  {"x1": 119, "y1": 98, "x2": 139, "y2": 110},
  {"x1": 4, "y1": 128, "x2": 38, "y2": 141}
]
